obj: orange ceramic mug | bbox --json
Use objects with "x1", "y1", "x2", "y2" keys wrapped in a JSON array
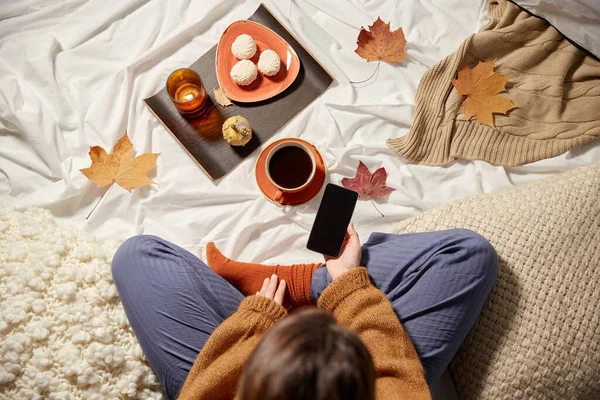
[{"x1": 265, "y1": 141, "x2": 316, "y2": 204}]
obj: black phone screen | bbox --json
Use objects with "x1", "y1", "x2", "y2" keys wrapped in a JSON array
[{"x1": 307, "y1": 184, "x2": 358, "y2": 258}]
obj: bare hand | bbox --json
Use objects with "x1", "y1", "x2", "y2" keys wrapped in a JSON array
[
  {"x1": 325, "y1": 223, "x2": 361, "y2": 281},
  {"x1": 256, "y1": 274, "x2": 286, "y2": 306}
]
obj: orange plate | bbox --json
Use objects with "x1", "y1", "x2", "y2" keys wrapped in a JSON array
[
  {"x1": 255, "y1": 138, "x2": 326, "y2": 206},
  {"x1": 216, "y1": 20, "x2": 300, "y2": 102}
]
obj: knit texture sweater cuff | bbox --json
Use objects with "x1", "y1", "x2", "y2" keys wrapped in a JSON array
[
  {"x1": 238, "y1": 296, "x2": 287, "y2": 327},
  {"x1": 317, "y1": 267, "x2": 371, "y2": 311}
]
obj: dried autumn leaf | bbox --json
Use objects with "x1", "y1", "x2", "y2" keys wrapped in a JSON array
[
  {"x1": 341, "y1": 161, "x2": 395, "y2": 201},
  {"x1": 214, "y1": 87, "x2": 233, "y2": 107},
  {"x1": 80, "y1": 133, "x2": 159, "y2": 191},
  {"x1": 451, "y1": 59, "x2": 517, "y2": 128},
  {"x1": 355, "y1": 17, "x2": 407, "y2": 64}
]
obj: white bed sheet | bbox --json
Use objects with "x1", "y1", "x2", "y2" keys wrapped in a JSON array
[
  {"x1": 515, "y1": 0, "x2": 600, "y2": 59},
  {"x1": 1, "y1": 0, "x2": 599, "y2": 264}
]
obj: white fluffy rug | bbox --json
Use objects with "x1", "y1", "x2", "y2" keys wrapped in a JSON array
[{"x1": 0, "y1": 207, "x2": 163, "y2": 399}]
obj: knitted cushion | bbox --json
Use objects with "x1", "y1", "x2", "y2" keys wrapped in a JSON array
[{"x1": 395, "y1": 162, "x2": 600, "y2": 399}]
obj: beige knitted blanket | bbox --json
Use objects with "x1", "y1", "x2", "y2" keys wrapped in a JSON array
[
  {"x1": 388, "y1": 0, "x2": 600, "y2": 166},
  {"x1": 395, "y1": 162, "x2": 600, "y2": 399}
]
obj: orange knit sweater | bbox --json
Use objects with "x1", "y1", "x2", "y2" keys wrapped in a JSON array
[{"x1": 177, "y1": 267, "x2": 431, "y2": 399}]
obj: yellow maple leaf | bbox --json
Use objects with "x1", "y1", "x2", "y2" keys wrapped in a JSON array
[
  {"x1": 451, "y1": 59, "x2": 517, "y2": 128},
  {"x1": 214, "y1": 87, "x2": 233, "y2": 107},
  {"x1": 80, "y1": 133, "x2": 159, "y2": 191},
  {"x1": 355, "y1": 17, "x2": 407, "y2": 64}
]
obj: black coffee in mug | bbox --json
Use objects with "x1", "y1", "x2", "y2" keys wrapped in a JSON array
[{"x1": 268, "y1": 146, "x2": 313, "y2": 189}]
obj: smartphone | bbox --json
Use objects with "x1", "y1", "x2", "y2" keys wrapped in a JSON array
[{"x1": 307, "y1": 184, "x2": 358, "y2": 258}]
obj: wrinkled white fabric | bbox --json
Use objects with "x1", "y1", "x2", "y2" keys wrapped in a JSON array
[
  {"x1": 1, "y1": 0, "x2": 599, "y2": 265},
  {"x1": 514, "y1": 0, "x2": 600, "y2": 59}
]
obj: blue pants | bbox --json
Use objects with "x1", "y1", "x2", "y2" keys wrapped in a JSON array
[{"x1": 112, "y1": 229, "x2": 497, "y2": 399}]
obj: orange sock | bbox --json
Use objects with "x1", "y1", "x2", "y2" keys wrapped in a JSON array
[{"x1": 206, "y1": 242, "x2": 322, "y2": 308}]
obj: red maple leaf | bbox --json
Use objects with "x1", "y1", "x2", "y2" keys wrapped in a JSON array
[{"x1": 342, "y1": 161, "x2": 395, "y2": 200}]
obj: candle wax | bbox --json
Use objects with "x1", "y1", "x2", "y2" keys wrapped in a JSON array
[{"x1": 174, "y1": 83, "x2": 201, "y2": 103}]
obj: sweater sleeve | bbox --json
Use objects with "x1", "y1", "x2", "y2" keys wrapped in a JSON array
[
  {"x1": 177, "y1": 295, "x2": 287, "y2": 400},
  {"x1": 318, "y1": 267, "x2": 431, "y2": 400}
]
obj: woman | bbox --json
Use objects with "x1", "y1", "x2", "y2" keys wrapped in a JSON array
[{"x1": 112, "y1": 225, "x2": 497, "y2": 399}]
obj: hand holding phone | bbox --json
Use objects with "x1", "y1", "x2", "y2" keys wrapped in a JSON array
[
  {"x1": 324, "y1": 223, "x2": 362, "y2": 280},
  {"x1": 307, "y1": 184, "x2": 358, "y2": 258}
]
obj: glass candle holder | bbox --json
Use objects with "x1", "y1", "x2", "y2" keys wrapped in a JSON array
[{"x1": 166, "y1": 68, "x2": 208, "y2": 118}]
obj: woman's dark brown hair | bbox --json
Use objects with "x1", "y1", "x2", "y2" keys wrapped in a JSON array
[{"x1": 237, "y1": 308, "x2": 376, "y2": 400}]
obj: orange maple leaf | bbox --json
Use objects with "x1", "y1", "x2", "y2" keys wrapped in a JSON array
[
  {"x1": 451, "y1": 59, "x2": 517, "y2": 128},
  {"x1": 355, "y1": 17, "x2": 407, "y2": 64},
  {"x1": 80, "y1": 133, "x2": 159, "y2": 191}
]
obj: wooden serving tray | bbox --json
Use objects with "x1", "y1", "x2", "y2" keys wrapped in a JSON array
[{"x1": 144, "y1": 4, "x2": 334, "y2": 180}]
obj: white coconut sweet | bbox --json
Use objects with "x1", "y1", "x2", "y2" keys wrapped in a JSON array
[
  {"x1": 230, "y1": 60, "x2": 258, "y2": 86},
  {"x1": 231, "y1": 34, "x2": 257, "y2": 60},
  {"x1": 257, "y1": 49, "x2": 281, "y2": 76}
]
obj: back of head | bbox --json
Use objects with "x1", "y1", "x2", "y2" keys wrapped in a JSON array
[{"x1": 237, "y1": 308, "x2": 375, "y2": 400}]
